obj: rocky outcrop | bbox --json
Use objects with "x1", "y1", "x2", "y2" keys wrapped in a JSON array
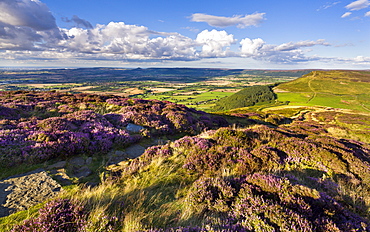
[{"x1": 0, "y1": 169, "x2": 62, "y2": 217}]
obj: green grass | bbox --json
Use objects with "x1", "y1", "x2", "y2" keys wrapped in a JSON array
[
  {"x1": 277, "y1": 92, "x2": 369, "y2": 112},
  {"x1": 275, "y1": 71, "x2": 370, "y2": 113},
  {"x1": 276, "y1": 92, "x2": 312, "y2": 104},
  {"x1": 142, "y1": 91, "x2": 234, "y2": 111},
  {"x1": 0, "y1": 203, "x2": 43, "y2": 232},
  {"x1": 0, "y1": 163, "x2": 44, "y2": 180}
]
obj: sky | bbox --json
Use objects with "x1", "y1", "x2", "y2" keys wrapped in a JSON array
[{"x1": 0, "y1": 0, "x2": 369, "y2": 69}]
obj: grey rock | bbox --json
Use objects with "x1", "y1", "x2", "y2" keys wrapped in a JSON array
[
  {"x1": 69, "y1": 157, "x2": 85, "y2": 167},
  {"x1": 0, "y1": 169, "x2": 62, "y2": 217},
  {"x1": 74, "y1": 166, "x2": 92, "y2": 179},
  {"x1": 126, "y1": 123, "x2": 144, "y2": 133},
  {"x1": 85, "y1": 157, "x2": 93, "y2": 165},
  {"x1": 84, "y1": 182, "x2": 98, "y2": 188},
  {"x1": 48, "y1": 161, "x2": 67, "y2": 169},
  {"x1": 125, "y1": 144, "x2": 146, "y2": 159},
  {"x1": 115, "y1": 150, "x2": 126, "y2": 156},
  {"x1": 53, "y1": 169, "x2": 72, "y2": 186}
]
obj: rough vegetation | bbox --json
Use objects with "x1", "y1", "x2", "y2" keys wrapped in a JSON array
[
  {"x1": 0, "y1": 91, "x2": 227, "y2": 168},
  {"x1": 1, "y1": 70, "x2": 370, "y2": 231}
]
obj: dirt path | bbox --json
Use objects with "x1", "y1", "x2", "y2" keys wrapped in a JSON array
[
  {"x1": 0, "y1": 169, "x2": 62, "y2": 217},
  {"x1": 306, "y1": 71, "x2": 317, "y2": 104}
]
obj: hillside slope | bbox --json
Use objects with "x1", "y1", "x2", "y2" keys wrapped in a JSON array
[
  {"x1": 1, "y1": 88, "x2": 370, "y2": 231},
  {"x1": 274, "y1": 70, "x2": 370, "y2": 112},
  {"x1": 9, "y1": 119, "x2": 370, "y2": 231}
]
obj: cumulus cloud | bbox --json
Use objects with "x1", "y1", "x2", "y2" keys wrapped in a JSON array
[
  {"x1": 195, "y1": 29, "x2": 236, "y2": 57},
  {"x1": 240, "y1": 38, "x2": 265, "y2": 56},
  {"x1": 190, "y1": 13, "x2": 265, "y2": 28},
  {"x1": 59, "y1": 22, "x2": 197, "y2": 60},
  {"x1": 0, "y1": 0, "x2": 57, "y2": 30},
  {"x1": 365, "y1": 11, "x2": 370, "y2": 16},
  {"x1": 0, "y1": 0, "x2": 355, "y2": 67},
  {"x1": 341, "y1": 12, "x2": 352, "y2": 17},
  {"x1": 0, "y1": 0, "x2": 62, "y2": 50},
  {"x1": 345, "y1": 0, "x2": 370, "y2": 11},
  {"x1": 62, "y1": 15, "x2": 93, "y2": 29},
  {"x1": 240, "y1": 38, "x2": 331, "y2": 63}
]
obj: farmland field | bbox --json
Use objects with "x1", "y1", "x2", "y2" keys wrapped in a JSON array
[{"x1": 0, "y1": 68, "x2": 307, "y2": 111}]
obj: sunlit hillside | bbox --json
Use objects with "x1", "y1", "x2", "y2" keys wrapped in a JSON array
[
  {"x1": 1, "y1": 70, "x2": 370, "y2": 231},
  {"x1": 274, "y1": 70, "x2": 370, "y2": 112}
]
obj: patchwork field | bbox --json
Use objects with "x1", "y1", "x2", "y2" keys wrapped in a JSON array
[{"x1": 0, "y1": 68, "x2": 305, "y2": 112}]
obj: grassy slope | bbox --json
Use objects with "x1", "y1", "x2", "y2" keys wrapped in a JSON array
[
  {"x1": 274, "y1": 70, "x2": 370, "y2": 112},
  {"x1": 260, "y1": 70, "x2": 370, "y2": 144}
]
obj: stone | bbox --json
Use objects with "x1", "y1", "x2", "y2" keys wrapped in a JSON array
[
  {"x1": 125, "y1": 144, "x2": 146, "y2": 159},
  {"x1": 74, "y1": 166, "x2": 92, "y2": 179},
  {"x1": 53, "y1": 169, "x2": 72, "y2": 186},
  {"x1": 48, "y1": 161, "x2": 67, "y2": 169},
  {"x1": 126, "y1": 123, "x2": 144, "y2": 133},
  {"x1": 84, "y1": 182, "x2": 98, "y2": 188},
  {"x1": 85, "y1": 157, "x2": 93, "y2": 165},
  {"x1": 0, "y1": 169, "x2": 63, "y2": 217},
  {"x1": 115, "y1": 150, "x2": 126, "y2": 156},
  {"x1": 69, "y1": 157, "x2": 85, "y2": 167}
]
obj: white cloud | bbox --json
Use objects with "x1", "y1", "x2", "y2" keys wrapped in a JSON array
[
  {"x1": 196, "y1": 29, "x2": 236, "y2": 57},
  {"x1": 365, "y1": 11, "x2": 370, "y2": 16},
  {"x1": 341, "y1": 12, "x2": 353, "y2": 17},
  {"x1": 317, "y1": 1, "x2": 341, "y2": 11},
  {"x1": 59, "y1": 22, "x2": 197, "y2": 60},
  {"x1": 0, "y1": 0, "x2": 365, "y2": 68},
  {"x1": 239, "y1": 38, "x2": 331, "y2": 63},
  {"x1": 0, "y1": 0, "x2": 57, "y2": 31},
  {"x1": 345, "y1": 0, "x2": 370, "y2": 11},
  {"x1": 182, "y1": 27, "x2": 200, "y2": 33},
  {"x1": 0, "y1": 0, "x2": 62, "y2": 50},
  {"x1": 190, "y1": 13, "x2": 265, "y2": 28},
  {"x1": 274, "y1": 40, "x2": 330, "y2": 51},
  {"x1": 240, "y1": 38, "x2": 265, "y2": 56}
]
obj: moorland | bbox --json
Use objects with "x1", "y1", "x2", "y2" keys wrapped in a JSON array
[{"x1": 0, "y1": 68, "x2": 369, "y2": 231}]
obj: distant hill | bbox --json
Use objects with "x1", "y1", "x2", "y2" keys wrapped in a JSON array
[
  {"x1": 274, "y1": 70, "x2": 370, "y2": 112},
  {"x1": 212, "y1": 85, "x2": 276, "y2": 111}
]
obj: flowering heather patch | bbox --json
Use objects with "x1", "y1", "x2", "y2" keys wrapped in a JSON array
[
  {"x1": 3, "y1": 90, "x2": 370, "y2": 231},
  {"x1": 183, "y1": 174, "x2": 370, "y2": 231},
  {"x1": 11, "y1": 199, "x2": 87, "y2": 232},
  {"x1": 0, "y1": 91, "x2": 227, "y2": 166},
  {"x1": 123, "y1": 124, "x2": 370, "y2": 230},
  {"x1": 134, "y1": 124, "x2": 370, "y2": 184},
  {"x1": 146, "y1": 227, "x2": 207, "y2": 232}
]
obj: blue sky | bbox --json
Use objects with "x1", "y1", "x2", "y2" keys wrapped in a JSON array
[{"x1": 0, "y1": 0, "x2": 369, "y2": 69}]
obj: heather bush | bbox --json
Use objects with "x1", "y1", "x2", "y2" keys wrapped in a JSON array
[
  {"x1": 0, "y1": 91, "x2": 228, "y2": 166},
  {"x1": 184, "y1": 174, "x2": 370, "y2": 231},
  {"x1": 187, "y1": 177, "x2": 236, "y2": 214},
  {"x1": 11, "y1": 199, "x2": 87, "y2": 232}
]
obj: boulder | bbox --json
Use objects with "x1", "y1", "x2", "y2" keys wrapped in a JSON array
[{"x1": 126, "y1": 123, "x2": 144, "y2": 133}]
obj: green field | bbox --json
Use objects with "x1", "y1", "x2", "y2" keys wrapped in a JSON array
[{"x1": 274, "y1": 71, "x2": 370, "y2": 113}]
